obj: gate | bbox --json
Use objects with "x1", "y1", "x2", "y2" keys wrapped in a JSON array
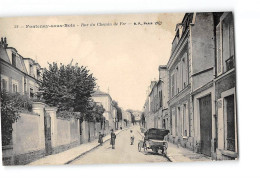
[
  {"x1": 199, "y1": 94, "x2": 212, "y2": 156},
  {"x1": 44, "y1": 110, "x2": 52, "y2": 155}
]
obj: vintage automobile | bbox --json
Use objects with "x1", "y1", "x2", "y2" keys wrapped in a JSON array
[{"x1": 138, "y1": 128, "x2": 169, "y2": 155}]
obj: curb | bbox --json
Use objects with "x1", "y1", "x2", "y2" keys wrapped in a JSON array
[{"x1": 65, "y1": 128, "x2": 129, "y2": 164}]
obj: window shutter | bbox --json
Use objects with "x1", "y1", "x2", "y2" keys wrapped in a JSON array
[
  {"x1": 217, "y1": 98, "x2": 224, "y2": 150},
  {"x1": 230, "y1": 17, "x2": 235, "y2": 57},
  {"x1": 216, "y1": 23, "x2": 223, "y2": 76}
]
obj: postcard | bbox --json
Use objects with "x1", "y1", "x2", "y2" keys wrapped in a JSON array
[{"x1": 0, "y1": 12, "x2": 238, "y2": 165}]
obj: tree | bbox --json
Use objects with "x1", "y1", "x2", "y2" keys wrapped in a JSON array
[
  {"x1": 84, "y1": 99, "x2": 105, "y2": 122},
  {"x1": 112, "y1": 100, "x2": 122, "y2": 121},
  {"x1": 41, "y1": 62, "x2": 96, "y2": 114},
  {"x1": 126, "y1": 109, "x2": 136, "y2": 125}
]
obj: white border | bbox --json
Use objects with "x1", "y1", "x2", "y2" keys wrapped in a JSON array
[{"x1": 1, "y1": 0, "x2": 260, "y2": 179}]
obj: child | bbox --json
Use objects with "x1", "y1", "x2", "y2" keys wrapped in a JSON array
[{"x1": 130, "y1": 130, "x2": 135, "y2": 145}]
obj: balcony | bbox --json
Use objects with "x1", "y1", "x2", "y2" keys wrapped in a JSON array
[{"x1": 226, "y1": 56, "x2": 235, "y2": 72}]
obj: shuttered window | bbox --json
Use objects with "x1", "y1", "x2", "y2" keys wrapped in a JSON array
[
  {"x1": 1, "y1": 79, "x2": 7, "y2": 91},
  {"x1": 216, "y1": 23, "x2": 222, "y2": 76}
]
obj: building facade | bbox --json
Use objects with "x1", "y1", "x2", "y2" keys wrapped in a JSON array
[
  {"x1": 0, "y1": 37, "x2": 42, "y2": 97},
  {"x1": 167, "y1": 13, "x2": 193, "y2": 150},
  {"x1": 91, "y1": 89, "x2": 117, "y2": 130},
  {"x1": 142, "y1": 12, "x2": 237, "y2": 160},
  {"x1": 214, "y1": 12, "x2": 238, "y2": 160},
  {"x1": 143, "y1": 66, "x2": 170, "y2": 131}
]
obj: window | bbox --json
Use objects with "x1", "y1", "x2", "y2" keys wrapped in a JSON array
[
  {"x1": 177, "y1": 106, "x2": 182, "y2": 136},
  {"x1": 13, "y1": 83, "x2": 18, "y2": 93},
  {"x1": 24, "y1": 78, "x2": 27, "y2": 93},
  {"x1": 225, "y1": 95, "x2": 236, "y2": 152},
  {"x1": 216, "y1": 12, "x2": 235, "y2": 75},
  {"x1": 12, "y1": 79, "x2": 18, "y2": 93},
  {"x1": 182, "y1": 103, "x2": 189, "y2": 137},
  {"x1": 182, "y1": 53, "x2": 188, "y2": 88},
  {"x1": 159, "y1": 91, "x2": 163, "y2": 108},
  {"x1": 12, "y1": 53, "x2": 16, "y2": 67},
  {"x1": 30, "y1": 87, "x2": 34, "y2": 98},
  {"x1": 171, "y1": 108, "x2": 176, "y2": 136},
  {"x1": 171, "y1": 74, "x2": 175, "y2": 97},
  {"x1": 1, "y1": 79, "x2": 7, "y2": 91},
  {"x1": 176, "y1": 66, "x2": 180, "y2": 93},
  {"x1": 30, "y1": 64, "x2": 34, "y2": 77}
]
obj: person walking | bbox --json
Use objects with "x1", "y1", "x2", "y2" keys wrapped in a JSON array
[
  {"x1": 110, "y1": 129, "x2": 116, "y2": 149},
  {"x1": 130, "y1": 130, "x2": 135, "y2": 145},
  {"x1": 98, "y1": 132, "x2": 104, "y2": 146}
]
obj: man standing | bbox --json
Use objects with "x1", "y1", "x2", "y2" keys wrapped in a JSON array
[{"x1": 110, "y1": 129, "x2": 116, "y2": 149}]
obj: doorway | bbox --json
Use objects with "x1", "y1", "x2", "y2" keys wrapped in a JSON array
[{"x1": 199, "y1": 94, "x2": 212, "y2": 156}]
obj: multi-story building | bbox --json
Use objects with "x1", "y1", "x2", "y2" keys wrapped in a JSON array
[
  {"x1": 144, "y1": 12, "x2": 237, "y2": 160},
  {"x1": 91, "y1": 89, "x2": 117, "y2": 130},
  {"x1": 214, "y1": 12, "x2": 237, "y2": 160},
  {"x1": 157, "y1": 65, "x2": 169, "y2": 130},
  {"x1": 143, "y1": 66, "x2": 170, "y2": 130},
  {"x1": 143, "y1": 81, "x2": 156, "y2": 129},
  {"x1": 167, "y1": 13, "x2": 193, "y2": 149},
  {"x1": 0, "y1": 37, "x2": 43, "y2": 97}
]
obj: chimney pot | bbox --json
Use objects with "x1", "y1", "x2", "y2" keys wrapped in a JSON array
[{"x1": 4, "y1": 37, "x2": 6, "y2": 44}]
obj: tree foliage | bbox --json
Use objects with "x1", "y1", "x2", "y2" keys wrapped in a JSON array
[
  {"x1": 112, "y1": 100, "x2": 122, "y2": 121},
  {"x1": 41, "y1": 62, "x2": 96, "y2": 114},
  {"x1": 126, "y1": 109, "x2": 136, "y2": 124},
  {"x1": 84, "y1": 99, "x2": 105, "y2": 122}
]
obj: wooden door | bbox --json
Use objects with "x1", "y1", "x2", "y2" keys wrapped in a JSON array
[{"x1": 199, "y1": 94, "x2": 212, "y2": 156}]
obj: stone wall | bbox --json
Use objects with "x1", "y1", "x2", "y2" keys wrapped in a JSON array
[
  {"x1": 2, "y1": 102, "x2": 118, "y2": 165},
  {"x1": 2, "y1": 112, "x2": 45, "y2": 165}
]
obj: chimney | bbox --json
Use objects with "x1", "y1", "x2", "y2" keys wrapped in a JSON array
[{"x1": 2, "y1": 37, "x2": 8, "y2": 48}]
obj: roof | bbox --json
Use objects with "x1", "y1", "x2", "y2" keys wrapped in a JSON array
[{"x1": 0, "y1": 45, "x2": 11, "y2": 63}]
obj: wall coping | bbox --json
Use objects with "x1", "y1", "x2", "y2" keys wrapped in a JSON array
[
  {"x1": 32, "y1": 102, "x2": 46, "y2": 109},
  {"x1": 45, "y1": 107, "x2": 58, "y2": 112}
]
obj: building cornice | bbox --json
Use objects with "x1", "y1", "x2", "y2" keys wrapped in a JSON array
[
  {"x1": 214, "y1": 68, "x2": 235, "y2": 82},
  {"x1": 167, "y1": 29, "x2": 189, "y2": 70},
  {"x1": 190, "y1": 81, "x2": 213, "y2": 97},
  {"x1": 168, "y1": 84, "x2": 191, "y2": 105},
  {"x1": 0, "y1": 59, "x2": 42, "y2": 83}
]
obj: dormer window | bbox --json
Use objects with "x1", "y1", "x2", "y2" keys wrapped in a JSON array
[
  {"x1": 30, "y1": 64, "x2": 33, "y2": 76},
  {"x1": 12, "y1": 53, "x2": 16, "y2": 67}
]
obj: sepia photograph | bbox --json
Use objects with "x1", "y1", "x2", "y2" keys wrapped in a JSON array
[{"x1": 0, "y1": 12, "x2": 238, "y2": 166}]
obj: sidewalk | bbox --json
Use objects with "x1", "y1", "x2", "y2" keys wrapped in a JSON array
[
  {"x1": 28, "y1": 128, "x2": 129, "y2": 166},
  {"x1": 165, "y1": 142, "x2": 211, "y2": 162}
]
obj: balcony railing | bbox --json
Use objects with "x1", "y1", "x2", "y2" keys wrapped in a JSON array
[
  {"x1": 226, "y1": 56, "x2": 235, "y2": 71},
  {"x1": 227, "y1": 138, "x2": 235, "y2": 152}
]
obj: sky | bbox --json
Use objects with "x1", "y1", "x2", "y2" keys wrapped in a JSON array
[{"x1": 0, "y1": 13, "x2": 184, "y2": 111}]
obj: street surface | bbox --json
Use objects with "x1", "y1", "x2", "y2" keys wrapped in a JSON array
[{"x1": 71, "y1": 126, "x2": 169, "y2": 165}]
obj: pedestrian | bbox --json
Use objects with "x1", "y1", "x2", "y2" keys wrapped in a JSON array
[
  {"x1": 98, "y1": 131, "x2": 104, "y2": 146},
  {"x1": 130, "y1": 130, "x2": 135, "y2": 145},
  {"x1": 110, "y1": 129, "x2": 116, "y2": 149}
]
